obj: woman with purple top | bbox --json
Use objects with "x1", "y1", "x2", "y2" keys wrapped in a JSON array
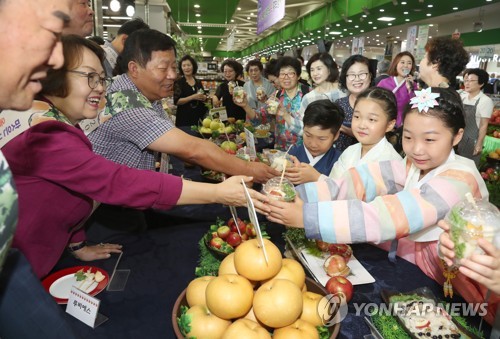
[{"x1": 377, "y1": 51, "x2": 417, "y2": 128}]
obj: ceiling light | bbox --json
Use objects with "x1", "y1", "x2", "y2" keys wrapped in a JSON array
[
  {"x1": 110, "y1": 0, "x2": 120, "y2": 12},
  {"x1": 379, "y1": 9, "x2": 384, "y2": 12},
  {"x1": 373, "y1": 26, "x2": 377, "y2": 29},
  {"x1": 237, "y1": 7, "x2": 241, "y2": 10},
  {"x1": 360, "y1": 29, "x2": 364, "y2": 32},
  {"x1": 388, "y1": 23, "x2": 392, "y2": 26},
  {"x1": 426, "y1": 13, "x2": 431, "y2": 16},
  {"x1": 126, "y1": 5, "x2": 135, "y2": 17},
  {"x1": 368, "y1": 21, "x2": 373, "y2": 24},
  {"x1": 196, "y1": 20, "x2": 201, "y2": 23},
  {"x1": 246, "y1": 16, "x2": 250, "y2": 20},
  {"x1": 195, "y1": 13, "x2": 201, "y2": 17},
  {"x1": 427, "y1": 4, "x2": 433, "y2": 7},
  {"x1": 378, "y1": 17, "x2": 395, "y2": 21},
  {"x1": 329, "y1": 31, "x2": 342, "y2": 35},
  {"x1": 362, "y1": 14, "x2": 367, "y2": 18},
  {"x1": 198, "y1": 30, "x2": 202, "y2": 33},
  {"x1": 336, "y1": 23, "x2": 341, "y2": 26},
  {"x1": 453, "y1": 7, "x2": 458, "y2": 10},
  {"x1": 231, "y1": 19, "x2": 234, "y2": 22},
  {"x1": 404, "y1": 11, "x2": 408, "y2": 14},
  {"x1": 405, "y1": 18, "x2": 410, "y2": 21},
  {"x1": 194, "y1": 4, "x2": 200, "y2": 8},
  {"x1": 401, "y1": 1, "x2": 407, "y2": 4}
]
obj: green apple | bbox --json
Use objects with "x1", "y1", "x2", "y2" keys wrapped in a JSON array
[
  {"x1": 221, "y1": 141, "x2": 237, "y2": 152},
  {"x1": 199, "y1": 127, "x2": 212, "y2": 134},
  {"x1": 224, "y1": 126, "x2": 234, "y2": 134},
  {"x1": 210, "y1": 120, "x2": 220, "y2": 131},
  {"x1": 202, "y1": 118, "x2": 212, "y2": 128}
]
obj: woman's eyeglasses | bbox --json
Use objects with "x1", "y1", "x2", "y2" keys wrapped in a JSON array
[
  {"x1": 279, "y1": 72, "x2": 296, "y2": 79},
  {"x1": 346, "y1": 73, "x2": 369, "y2": 81},
  {"x1": 68, "y1": 70, "x2": 113, "y2": 89}
]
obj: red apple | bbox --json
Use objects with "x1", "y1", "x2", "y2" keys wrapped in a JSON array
[
  {"x1": 211, "y1": 232, "x2": 218, "y2": 238},
  {"x1": 228, "y1": 218, "x2": 246, "y2": 234},
  {"x1": 217, "y1": 226, "x2": 231, "y2": 240},
  {"x1": 328, "y1": 244, "x2": 353, "y2": 262},
  {"x1": 324, "y1": 254, "x2": 350, "y2": 277},
  {"x1": 241, "y1": 233, "x2": 249, "y2": 241},
  {"x1": 226, "y1": 232, "x2": 242, "y2": 247},
  {"x1": 210, "y1": 237, "x2": 224, "y2": 249},
  {"x1": 325, "y1": 276, "x2": 353, "y2": 303}
]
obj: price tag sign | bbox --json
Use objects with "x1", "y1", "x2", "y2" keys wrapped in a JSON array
[
  {"x1": 244, "y1": 128, "x2": 257, "y2": 161},
  {"x1": 478, "y1": 46, "x2": 495, "y2": 60},
  {"x1": 210, "y1": 107, "x2": 228, "y2": 121},
  {"x1": 66, "y1": 287, "x2": 107, "y2": 328}
]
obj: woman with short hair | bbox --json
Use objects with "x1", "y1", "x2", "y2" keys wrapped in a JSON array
[{"x1": 173, "y1": 55, "x2": 208, "y2": 127}]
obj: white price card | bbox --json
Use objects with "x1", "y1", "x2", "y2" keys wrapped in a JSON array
[
  {"x1": 244, "y1": 128, "x2": 257, "y2": 161},
  {"x1": 66, "y1": 286, "x2": 107, "y2": 328},
  {"x1": 210, "y1": 107, "x2": 228, "y2": 121}
]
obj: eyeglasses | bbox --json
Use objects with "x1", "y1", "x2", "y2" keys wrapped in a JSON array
[
  {"x1": 279, "y1": 72, "x2": 296, "y2": 79},
  {"x1": 68, "y1": 70, "x2": 112, "y2": 89},
  {"x1": 464, "y1": 79, "x2": 478, "y2": 83},
  {"x1": 346, "y1": 73, "x2": 369, "y2": 81}
]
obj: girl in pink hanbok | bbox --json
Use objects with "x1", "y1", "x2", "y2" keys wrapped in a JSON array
[{"x1": 267, "y1": 87, "x2": 499, "y2": 324}]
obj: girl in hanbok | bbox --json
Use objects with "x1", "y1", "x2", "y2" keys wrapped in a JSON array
[
  {"x1": 266, "y1": 87, "x2": 498, "y2": 324},
  {"x1": 329, "y1": 87, "x2": 402, "y2": 179}
]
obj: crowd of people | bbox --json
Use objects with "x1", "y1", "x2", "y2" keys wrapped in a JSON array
[{"x1": 0, "y1": 0, "x2": 498, "y2": 337}]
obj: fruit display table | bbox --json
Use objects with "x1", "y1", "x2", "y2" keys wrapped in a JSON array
[{"x1": 48, "y1": 219, "x2": 491, "y2": 338}]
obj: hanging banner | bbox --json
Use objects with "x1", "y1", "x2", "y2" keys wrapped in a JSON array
[
  {"x1": 415, "y1": 24, "x2": 430, "y2": 62},
  {"x1": 384, "y1": 38, "x2": 394, "y2": 58},
  {"x1": 405, "y1": 25, "x2": 418, "y2": 53},
  {"x1": 351, "y1": 37, "x2": 365, "y2": 55},
  {"x1": 257, "y1": 0, "x2": 285, "y2": 35},
  {"x1": 227, "y1": 30, "x2": 235, "y2": 51}
]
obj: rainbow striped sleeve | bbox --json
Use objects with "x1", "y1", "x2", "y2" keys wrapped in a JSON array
[{"x1": 302, "y1": 162, "x2": 486, "y2": 244}]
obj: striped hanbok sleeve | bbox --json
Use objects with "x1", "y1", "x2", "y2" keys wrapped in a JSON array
[{"x1": 303, "y1": 166, "x2": 485, "y2": 244}]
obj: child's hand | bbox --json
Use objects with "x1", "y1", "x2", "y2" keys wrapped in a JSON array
[
  {"x1": 459, "y1": 238, "x2": 500, "y2": 295},
  {"x1": 438, "y1": 220, "x2": 455, "y2": 267},
  {"x1": 266, "y1": 195, "x2": 304, "y2": 228},
  {"x1": 285, "y1": 162, "x2": 321, "y2": 184},
  {"x1": 439, "y1": 220, "x2": 500, "y2": 294}
]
